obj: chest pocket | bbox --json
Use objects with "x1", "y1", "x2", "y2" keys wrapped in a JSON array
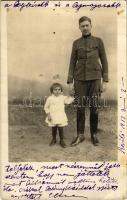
[
  {"x1": 77, "y1": 47, "x2": 87, "y2": 59},
  {"x1": 86, "y1": 44, "x2": 99, "y2": 58}
]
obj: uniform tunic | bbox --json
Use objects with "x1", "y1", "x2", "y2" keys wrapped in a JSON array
[
  {"x1": 67, "y1": 35, "x2": 108, "y2": 83},
  {"x1": 44, "y1": 94, "x2": 74, "y2": 127}
]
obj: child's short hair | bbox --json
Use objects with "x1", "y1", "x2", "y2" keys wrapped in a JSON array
[{"x1": 50, "y1": 82, "x2": 63, "y2": 93}]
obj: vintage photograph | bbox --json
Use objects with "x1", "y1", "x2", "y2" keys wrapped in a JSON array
[{"x1": 7, "y1": 7, "x2": 118, "y2": 162}]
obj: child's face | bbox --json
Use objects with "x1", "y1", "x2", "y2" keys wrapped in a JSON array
[{"x1": 53, "y1": 86, "x2": 62, "y2": 96}]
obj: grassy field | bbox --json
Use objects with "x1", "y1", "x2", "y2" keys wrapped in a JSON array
[{"x1": 9, "y1": 104, "x2": 117, "y2": 162}]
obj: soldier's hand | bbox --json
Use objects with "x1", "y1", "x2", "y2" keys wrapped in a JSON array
[
  {"x1": 102, "y1": 82, "x2": 108, "y2": 92},
  {"x1": 69, "y1": 83, "x2": 74, "y2": 96}
]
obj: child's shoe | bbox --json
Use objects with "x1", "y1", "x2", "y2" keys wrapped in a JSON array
[
  {"x1": 49, "y1": 138, "x2": 56, "y2": 146},
  {"x1": 60, "y1": 140, "x2": 66, "y2": 148}
]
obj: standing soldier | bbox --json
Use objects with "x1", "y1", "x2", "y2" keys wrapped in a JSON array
[{"x1": 67, "y1": 16, "x2": 108, "y2": 146}]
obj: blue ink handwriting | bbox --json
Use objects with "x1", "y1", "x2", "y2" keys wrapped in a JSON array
[
  {"x1": 119, "y1": 76, "x2": 126, "y2": 154},
  {"x1": 72, "y1": 1, "x2": 121, "y2": 11},
  {"x1": 3, "y1": 162, "x2": 120, "y2": 200},
  {"x1": 5, "y1": 164, "x2": 34, "y2": 173},
  {"x1": 3, "y1": 0, "x2": 121, "y2": 12}
]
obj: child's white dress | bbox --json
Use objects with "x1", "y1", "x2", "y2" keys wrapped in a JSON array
[{"x1": 44, "y1": 94, "x2": 74, "y2": 127}]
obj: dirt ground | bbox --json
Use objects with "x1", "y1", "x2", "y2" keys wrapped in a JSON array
[{"x1": 9, "y1": 104, "x2": 117, "y2": 162}]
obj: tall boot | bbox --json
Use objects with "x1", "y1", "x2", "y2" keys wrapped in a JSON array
[
  {"x1": 71, "y1": 107, "x2": 85, "y2": 146},
  {"x1": 90, "y1": 109, "x2": 99, "y2": 146},
  {"x1": 77, "y1": 107, "x2": 85, "y2": 135},
  {"x1": 58, "y1": 127, "x2": 66, "y2": 148},
  {"x1": 50, "y1": 126, "x2": 57, "y2": 146}
]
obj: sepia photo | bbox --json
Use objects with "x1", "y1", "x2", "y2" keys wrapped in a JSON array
[
  {"x1": 0, "y1": 1, "x2": 127, "y2": 200},
  {"x1": 6, "y1": 6, "x2": 118, "y2": 162}
]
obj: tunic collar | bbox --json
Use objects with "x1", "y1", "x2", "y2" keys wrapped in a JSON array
[{"x1": 82, "y1": 33, "x2": 91, "y2": 38}]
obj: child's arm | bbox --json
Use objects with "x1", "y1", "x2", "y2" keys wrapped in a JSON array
[
  {"x1": 64, "y1": 95, "x2": 74, "y2": 105},
  {"x1": 44, "y1": 97, "x2": 50, "y2": 114},
  {"x1": 44, "y1": 97, "x2": 52, "y2": 121}
]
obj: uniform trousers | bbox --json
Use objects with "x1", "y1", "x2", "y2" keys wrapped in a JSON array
[{"x1": 74, "y1": 79, "x2": 101, "y2": 137}]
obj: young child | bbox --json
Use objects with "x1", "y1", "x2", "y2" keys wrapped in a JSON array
[{"x1": 44, "y1": 82, "x2": 74, "y2": 148}]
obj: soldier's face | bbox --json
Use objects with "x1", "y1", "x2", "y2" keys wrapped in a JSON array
[{"x1": 79, "y1": 20, "x2": 92, "y2": 36}]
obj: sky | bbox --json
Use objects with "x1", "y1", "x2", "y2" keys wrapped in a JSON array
[{"x1": 7, "y1": 6, "x2": 117, "y2": 98}]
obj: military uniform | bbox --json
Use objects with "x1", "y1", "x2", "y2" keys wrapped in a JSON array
[{"x1": 67, "y1": 34, "x2": 108, "y2": 145}]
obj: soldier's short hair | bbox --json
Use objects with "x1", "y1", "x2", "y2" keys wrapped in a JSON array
[
  {"x1": 50, "y1": 82, "x2": 63, "y2": 93},
  {"x1": 79, "y1": 16, "x2": 91, "y2": 25}
]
